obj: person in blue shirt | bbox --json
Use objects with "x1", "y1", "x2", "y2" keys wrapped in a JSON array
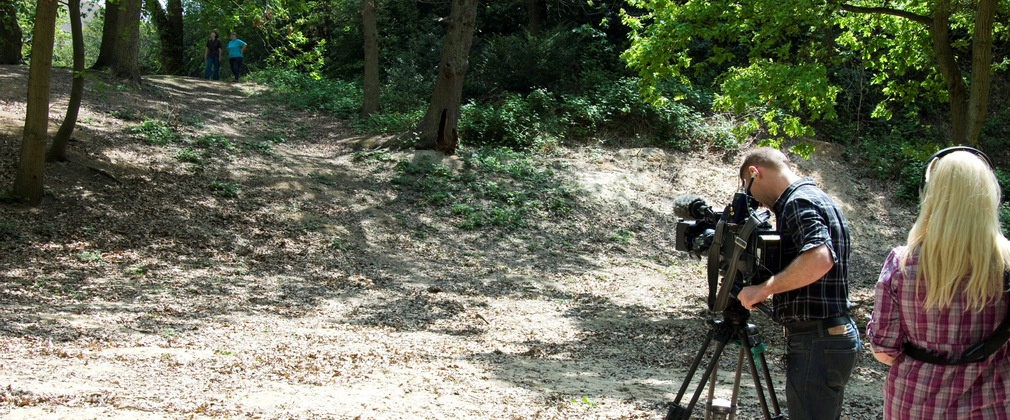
[{"x1": 227, "y1": 32, "x2": 247, "y2": 82}]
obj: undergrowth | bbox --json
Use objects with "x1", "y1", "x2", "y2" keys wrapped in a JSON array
[{"x1": 357, "y1": 147, "x2": 577, "y2": 230}]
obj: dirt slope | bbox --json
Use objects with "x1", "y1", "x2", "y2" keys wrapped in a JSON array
[{"x1": 0, "y1": 65, "x2": 910, "y2": 419}]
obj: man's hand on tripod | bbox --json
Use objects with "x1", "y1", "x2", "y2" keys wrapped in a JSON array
[
  {"x1": 739, "y1": 283, "x2": 771, "y2": 310},
  {"x1": 740, "y1": 245, "x2": 835, "y2": 311}
]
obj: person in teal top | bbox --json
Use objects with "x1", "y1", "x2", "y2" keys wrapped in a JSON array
[{"x1": 227, "y1": 32, "x2": 247, "y2": 82}]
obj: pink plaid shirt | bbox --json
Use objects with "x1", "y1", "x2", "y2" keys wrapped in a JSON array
[{"x1": 867, "y1": 247, "x2": 1010, "y2": 419}]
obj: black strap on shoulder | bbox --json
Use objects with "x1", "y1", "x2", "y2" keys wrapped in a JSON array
[{"x1": 904, "y1": 270, "x2": 1010, "y2": 365}]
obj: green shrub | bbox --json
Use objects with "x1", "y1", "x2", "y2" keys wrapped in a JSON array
[
  {"x1": 353, "y1": 110, "x2": 424, "y2": 134},
  {"x1": 388, "y1": 147, "x2": 576, "y2": 230},
  {"x1": 210, "y1": 180, "x2": 240, "y2": 198},
  {"x1": 175, "y1": 148, "x2": 204, "y2": 165},
  {"x1": 1000, "y1": 202, "x2": 1010, "y2": 238},
  {"x1": 130, "y1": 120, "x2": 180, "y2": 145},
  {"x1": 458, "y1": 78, "x2": 709, "y2": 150},
  {"x1": 194, "y1": 135, "x2": 233, "y2": 149},
  {"x1": 250, "y1": 68, "x2": 361, "y2": 118}
]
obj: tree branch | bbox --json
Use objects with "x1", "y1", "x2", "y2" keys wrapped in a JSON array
[{"x1": 838, "y1": 3, "x2": 932, "y2": 26}]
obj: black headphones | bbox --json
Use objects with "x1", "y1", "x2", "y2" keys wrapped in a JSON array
[{"x1": 918, "y1": 146, "x2": 995, "y2": 197}]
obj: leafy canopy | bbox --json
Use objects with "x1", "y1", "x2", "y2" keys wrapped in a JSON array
[{"x1": 622, "y1": 0, "x2": 1010, "y2": 153}]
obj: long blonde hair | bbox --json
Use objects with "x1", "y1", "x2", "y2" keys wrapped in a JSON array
[{"x1": 900, "y1": 151, "x2": 1010, "y2": 310}]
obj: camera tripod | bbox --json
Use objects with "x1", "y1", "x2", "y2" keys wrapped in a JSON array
[{"x1": 666, "y1": 304, "x2": 784, "y2": 420}]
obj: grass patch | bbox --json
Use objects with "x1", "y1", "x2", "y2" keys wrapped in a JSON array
[
  {"x1": 210, "y1": 180, "x2": 240, "y2": 198},
  {"x1": 389, "y1": 147, "x2": 576, "y2": 230},
  {"x1": 130, "y1": 120, "x2": 180, "y2": 145}
]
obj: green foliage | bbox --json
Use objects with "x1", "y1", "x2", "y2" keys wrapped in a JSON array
[
  {"x1": 250, "y1": 68, "x2": 361, "y2": 118},
  {"x1": 1000, "y1": 202, "x2": 1010, "y2": 238},
  {"x1": 352, "y1": 110, "x2": 424, "y2": 134},
  {"x1": 470, "y1": 26, "x2": 586, "y2": 94},
  {"x1": 458, "y1": 78, "x2": 714, "y2": 150},
  {"x1": 241, "y1": 140, "x2": 278, "y2": 157},
  {"x1": 175, "y1": 148, "x2": 205, "y2": 165},
  {"x1": 389, "y1": 147, "x2": 576, "y2": 230},
  {"x1": 194, "y1": 135, "x2": 233, "y2": 149},
  {"x1": 209, "y1": 180, "x2": 240, "y2": 198},
  {"x1": 266, "y1": 29, "x2": 327, "y2": 78},
  {"x1": 622, "y1": 0, "x2": 1009, "y2": 146},
  {"x1": 130, "y1": 121, "x2": 180, "y2": 145}
]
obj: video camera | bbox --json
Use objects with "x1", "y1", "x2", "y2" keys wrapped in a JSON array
[{"x1": 673, "y1": 190, "x2": 782, "y2": 313}]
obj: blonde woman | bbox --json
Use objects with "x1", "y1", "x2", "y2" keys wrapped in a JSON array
[{"x1": 867, "y1": 149, "x2": 1010, "y2": 419}]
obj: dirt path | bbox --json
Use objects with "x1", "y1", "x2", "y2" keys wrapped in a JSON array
[{"x1": 0, "y1": 66, "x2": 909, "y2": 419}]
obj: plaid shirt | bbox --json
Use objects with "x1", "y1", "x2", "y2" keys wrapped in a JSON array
[
  {"x1": 770, "y1": 177, "x2": 852, "y2": 324},
  {"x1": 867, "y1": 248, "x2": 1010, "y2": 420}
]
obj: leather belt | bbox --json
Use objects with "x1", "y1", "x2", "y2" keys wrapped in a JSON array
[{"x1": 783, "y1": 316, "x2": 852, "y2": 336}]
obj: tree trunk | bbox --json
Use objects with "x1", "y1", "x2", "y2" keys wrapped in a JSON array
[
  {"x1": 930, "y1": 0, "x2": 969, "y2": 145},
  {"x1": 965, "y1": 0, "x2": 997, "y2": 146},
  {"x1": 110, "y1": 0, "x2": 142, "y2": 83},
  {"x1": 144, "y1": 0, "x2": 184, "y2": 74},
  {"x1": 166, "y1": 0, "x2": 184, "y2": 73},
  {"x1": 13, "y1": 0, "x2": 59, "y2": 205},
  {"x1": 525, "y1": 0, "x2": 546, "y2": 35},
  {"x1": 360, "y1": 0, "x2": 379, "y2": 119},
  {"x1": 48, "y1": 0, "x2": 85, "y2": 163},
  {"x1": 0, "y1": 1, "x2": 22, "y2": 64},
  {"x1": 91, "y1": 0, "x2": 120, "y2": 69},
  {"x1": 414, "y1": 0, "x2": 479, "y2": 154}
]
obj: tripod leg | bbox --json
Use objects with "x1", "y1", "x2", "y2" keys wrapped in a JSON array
[
  {"x1": 683, "y1": 339, "x2": 729, "y2": 418},
  {"x1": 671, "y1": 332, "x2": 714, "y2": 408},
  {"x1": 741, "y1": 340, "x2": 773, "y2": 420},
  {"x1": 757, "y1": 351, "x2": 782, "y2": 415},
  {"x1": 667, "y1": 332, "x2": 731, "y2": 420},
  {"x1": 705, "y1": 369, "x2": 714, "y2": 420},
  {"x1": 729, "y1": 347, "x2": 744, "y2": 420}
]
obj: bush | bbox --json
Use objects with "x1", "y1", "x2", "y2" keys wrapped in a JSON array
[
  {"x1": 458, "y1": 77, "x2": 710, "y2": 150},
  {"x1": 250, "y1": 68, "x2": 361, "y2": 118},
  {"x1": 130, "y1": 121, "x2": 180, "y2": 145}
]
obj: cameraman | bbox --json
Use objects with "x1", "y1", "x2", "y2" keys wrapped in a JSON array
[{"x1": 736, "y1": 147, "x2": 860, "y2": 420}]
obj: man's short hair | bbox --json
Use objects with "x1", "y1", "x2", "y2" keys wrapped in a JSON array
[{"x1": 739, "y1": 147, "x2": 790, "y2": 179}]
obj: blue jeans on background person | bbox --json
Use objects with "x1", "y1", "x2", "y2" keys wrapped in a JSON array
[
  {"x1": 229, "y1": 57, "x2": 242, "y2": 81},
  {"x1": 205, "y1": 56, "x2": 220, "y2": 80},
  {"x1": 784, "y1": 320, "x2": 861, "y2": 420}
]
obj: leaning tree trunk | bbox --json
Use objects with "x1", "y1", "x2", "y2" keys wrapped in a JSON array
[
  {"x1": 48, "y1": 0, "x2": 85, "y2": 163},
  {"x1": 965, "y1": 0, "x2": 998, "y2": 145},
  {"x1": 110, "y1": 0, "x2": 142, "y2": 84},
  {"x1": 0, "y1": 1, "x2": 23, "y2": 64},
  {"x1": 13, "y1": 0, "x2": 59, "y2": 205},
  {"x1": 414, "y1": 0, "x2": 479, "y2": 154},
  {"x1": 360, "y1": 0, "x2": 380, "y2": 119},
  {"x1": 91, "y1": 0, "x2": 120, "y2": 69}
]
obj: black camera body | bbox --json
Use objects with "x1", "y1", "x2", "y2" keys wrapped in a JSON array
[{"x1": 673, "y1": 192, "x2": 783, "y2": 312}]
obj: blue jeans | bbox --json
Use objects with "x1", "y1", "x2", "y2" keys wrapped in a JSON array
[
  {"x1": 204, "y1": 56, "x2": 220, "y2": 80},
  {"x1": 229, "y1": 57, "x2": 243, "y2": 81},
  {"x1": 784, "y1": 321, "x2": 861, "y2": 420}
]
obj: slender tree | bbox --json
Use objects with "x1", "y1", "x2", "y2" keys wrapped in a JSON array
[
  {"x1": 91, "y1": 0, "x2": 120, "y2": 69},
  {"x1": 110, "y1": 0, "x2": 141, "y2": 83},
  {"x1": 14, "y1": 0, "x2": 59, "y2": 205},
  {"x1": 47, "y1": 0, "x2": 85, "y2": 163},
  {"x1": 414, "y1": 0, "x2": 479, "y2": 154},
  {"x1": 144, "y1": 0, "x2": 184, "y2": 74},
  {"x1": 0, "y1": 0, "x2": 23, "y2": 64},
  {"x1": 525, "y1": 0, "x2": 546, "y2": 35},
  {"x1": 360, "y1": 0, "x2": 379, "y2": 118}
]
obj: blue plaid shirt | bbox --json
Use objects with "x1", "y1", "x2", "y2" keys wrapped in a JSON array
[{"x1": 770, "y1": 177, "x2": 852, "y2": 324}]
